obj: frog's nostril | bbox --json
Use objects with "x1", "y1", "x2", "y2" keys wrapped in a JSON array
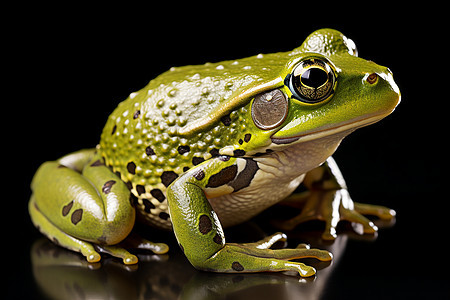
[{"x1": 366, "y1": 73, "x2": 378, "y2": 85}]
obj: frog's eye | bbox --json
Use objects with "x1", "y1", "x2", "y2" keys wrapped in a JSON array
[
  {"x1": 251, "y1": 89, "x2": 289, "y2": 130},
  {"x1": 286, "y1": 58, "x2": 336, "y2": 104}
]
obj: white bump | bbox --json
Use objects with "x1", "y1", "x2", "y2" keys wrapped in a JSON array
[{"x1": 202, "y1": 87, "x2": 210, "y2": 94}]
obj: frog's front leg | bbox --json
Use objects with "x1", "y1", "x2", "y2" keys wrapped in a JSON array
[
  {"x1": 30, "y1": 149, "x2": 168, "y2": 264},
  {"x1": 167, "y1": 156, "x2": 332, "y2": 277},
  {"x1": 277, "y1": 157, "x2": 396, "y2": 240}
]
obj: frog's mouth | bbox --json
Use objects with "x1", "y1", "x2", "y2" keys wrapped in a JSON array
[{"x1": 270, "y1": 113, "x2": 389, "y2": 145}]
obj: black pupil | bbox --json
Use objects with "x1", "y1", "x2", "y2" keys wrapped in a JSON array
[{"x1": 300, "y1": 68, "x2": 328, "y2": 88}]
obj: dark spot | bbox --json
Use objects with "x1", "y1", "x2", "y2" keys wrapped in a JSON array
[
  {"x1": 244, "y1": 133, "x2": 252, "y2": 143},
  {"x1": 133, "y1": 110, "x2": 141, "y2": 119},
  {"x1": 213, "y1": 233, "x2": 223, "y2": 245},
  {"x1": 145, "y1": 146, "x2": 156, "y2": 156},
  {"x1": 177, "y1": 145, "x2": 190, "y2": 155},
  {"x1": 127, "y1": 162, "x2": 137, "y2": 174},
  {"x1": 253, "y1": 152, "x2": 266, "y2": 157},
  {"x1": 233, "y1": 149, "x2": 246, "y2": 157},
  {"x1": 71, "y1": 209, "x2": 83, "y2": 225},
  {"x1": 198, "y1": 215, "x2": 212, "y2": 234},
  {"x1": 125, "y1": 181, "x2": 133, "y2": 190},
  {"x1": 229, "y1": 159, "x2": 259, "y2": 192},
  {"x1": 161, "y1": 171, "x2": 178, "y2": 187},
  {"x1": 90, "y1": 160, "x2": 104, "y2": 167},
  {"x1": 220, "y1": 114, "x2": 232, "y2": 126},
  {"x1": 142, "y1": 199, "x2": 155, "y2": 213},
  {"x1": 238, "y1": 139, "x2": 243, "y2": 145},
  {"x1": 232, "y1": 261, "x2": 244, "y2": 271},
  {"x1": 62, "y1": 200, "x2": 73, "y2": 216},
  {"x1": 183, "y1": 166, "x2": 190, "y2": 172},
  {"x1": 159, "y1": 212, "x2": 170, "y2": 220},
  {"x1": 253, "y1": 149, "x2": 274, "y2": 157},
  {"x1": 192, "y1": 157, "x2": 205, "y2": 166},
  {"x1": 57, "y1": 164, "x2": 67, "y2": 169},
  {"x1": 102, "y1": 180, "x2": 116, "y2": 194},
  {"x1": 206, "y1": 165, "x2": 238, "y2": 188},
  {"x1": 136, "y1": 184, "x2": 146, "y2": 195},
  {"x1": 193, "y1": 169, "x2": 205, "y2": 180},
  {"x1": 130, "y1": 194, "x2": 137, "y2": 207},
  {"x1": 209, "y1": 148, "x2": 220, "y2": 157},
  {"x1": 150, "y1": 189, "x2": 166, "y2": 202},
  {"x1": 111, "y1": 125, "x2": 117, "y2": 135}
]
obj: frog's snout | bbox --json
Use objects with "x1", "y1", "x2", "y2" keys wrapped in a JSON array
[{"x1": 365, "y1": 67, "x2": 401, "y2": 112}]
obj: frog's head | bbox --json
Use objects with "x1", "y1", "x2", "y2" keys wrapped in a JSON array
[
  {"x1": 249, "y1": 28, "x2": 401, "y2": 149},
  {"x1": 177, "y1": 28, "x2": 400, "y2": 159}
]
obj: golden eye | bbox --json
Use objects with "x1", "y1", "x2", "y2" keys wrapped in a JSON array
[{"x1": 286, "y1": 58, "x2": 336, "y2": 104}]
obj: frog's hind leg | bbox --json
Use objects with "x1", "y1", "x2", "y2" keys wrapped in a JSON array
[
  {"x1": 30, "y1": 149, "x2": 140, "y2": 264},
  {"x1": 29, "y1": 196, "x2": 101, "y2": 263},
  {"x1": 275, "y1": 157, "x2": 396, "y2": 240}
]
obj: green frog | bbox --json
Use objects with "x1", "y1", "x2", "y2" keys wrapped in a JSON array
[{"x1": 30, "y1": 28, "x2": 400, "y2": 277}]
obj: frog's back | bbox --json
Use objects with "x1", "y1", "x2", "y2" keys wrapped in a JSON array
[{"x1": 99, "y1": 54, "x2": 290, "y2": 229}]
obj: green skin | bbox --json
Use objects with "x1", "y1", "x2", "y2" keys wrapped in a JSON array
[{"x1": 30, "y1": 29, "x2": 400, "y2": 277}]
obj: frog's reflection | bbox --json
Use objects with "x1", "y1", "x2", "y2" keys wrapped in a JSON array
[{"x1": 31, "y1": 227, "x2": 349, "y2": 300}]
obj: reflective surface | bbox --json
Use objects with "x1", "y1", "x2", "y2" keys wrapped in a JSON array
[
  {"x1": 22, "y1": 206, "x2": 448, "y2": 299},
  {"x1": 28, "y1": 219, "x2": 355, "y2": 300}
]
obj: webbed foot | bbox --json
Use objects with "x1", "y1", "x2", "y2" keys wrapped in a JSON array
[{"x1": 201, "y1": 232, "x2": 332, "y2": 277}]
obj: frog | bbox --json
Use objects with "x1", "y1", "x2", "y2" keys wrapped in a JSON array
[{"x1": 29, "y1": 28, "x2": 400, "y2": 277}]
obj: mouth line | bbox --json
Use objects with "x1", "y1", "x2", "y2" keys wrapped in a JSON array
[{"x1": 270, "y1": 113, "x2": 389, "y2": 145}]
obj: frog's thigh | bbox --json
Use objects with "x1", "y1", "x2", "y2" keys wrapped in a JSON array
[{"x1": 31, "y1": 157, "x2": 135, "y2": 246}]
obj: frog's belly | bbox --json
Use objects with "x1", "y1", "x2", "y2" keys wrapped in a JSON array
[{"x1": 209, "y1": 173, "x2": 305, "y2": 228}]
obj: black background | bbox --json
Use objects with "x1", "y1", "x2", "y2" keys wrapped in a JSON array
[{"x1": 6, "y1": 4, "x2": 448, "y2": 299}]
